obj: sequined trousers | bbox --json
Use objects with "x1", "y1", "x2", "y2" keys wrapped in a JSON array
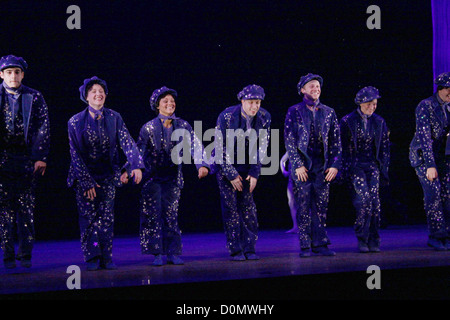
[
  {"x1": 0, "y1": 154, "x2": 36, "y2": 262},
  {"x1": 293, "y1": 160, "x2": 331, "y2": 249},
  {"x1": 415, "y1": 159, "x2": 450, "y2": 240},
  {"x1": 350, "y1": 162, "x2": 381, "y2": 246},
  {"x1": 217, "y1": 173, "x2": 258, "y2": 256},
  {"x1": 75, "y1": 179, "x2": 116, "y2": 263},
  {"x1": 139, "y1": 179, "x2": 182, "y2": 256}
]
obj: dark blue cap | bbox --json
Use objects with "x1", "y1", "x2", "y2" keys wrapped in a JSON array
[
  {"x1": 354, "y1": 86, "x2": 381, "y2": 105},
  {"x1": 237, "y1": 84, "x2": 265, "y2": 101},
  {"x1": 79, "y1": 76, "x2": 108, "y2": 104},
  {"x1": 150, "y1": 86, "x2": 177, "y2": 110},
  {"x1": 0, "y1": 55, "x2": 28, "y2": 71},
  {"x1": 297, "y1": 73, "x2": 323, "y2": 95},
  {"x1": 434, "y1": 72, "x2": 450, "y2": 87}
]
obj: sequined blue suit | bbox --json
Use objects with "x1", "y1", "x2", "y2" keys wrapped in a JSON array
[
  {"x1": 340, "y1": 109, "x2": 390, "y2": 246},
  {"x1": 284, "y1": 101, "x2": 341, "y2": 249},
  {"x1": 136, "y1": 117, "x2": 208, "y2": 256},
  {"x1": 409, "y1": 93, "x2": 450, "y2": 241},
  {"x1": 213, "y1": 104, "x2": 271, "y2": 257},
  {"x1": 0, "y1": 84, "x2": 50, "y2": 263},
  {"x1": 67, "y1": 107, "x2": 143, "y2": 263}
]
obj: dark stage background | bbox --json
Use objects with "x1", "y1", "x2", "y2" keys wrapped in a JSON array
[{"x1": 0, "y1": 0, "x2": 433, "y2": 240}]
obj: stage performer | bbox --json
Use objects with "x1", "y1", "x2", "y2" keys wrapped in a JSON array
[
  {"x1": 410, "y1": 72, "x2": 450, "y2": 250},
  {"x1": 0, "y1": 55, "x2": 50, "y2": 269},
  {"x1": 284, "y1": 73, "x2": 341, "y2": 257},
  {"x1": 67, "y1": 76, "x2": 143, "y2": 270},
  {"x1": 212, "y1": 84, "x2": 271, "y2": 261},
  {"x1": 340, "y1": 86, "x2": 390, "y2": 253},
  {"x1": 126, "y1": 86, "x2": 209, "y2": 266}
]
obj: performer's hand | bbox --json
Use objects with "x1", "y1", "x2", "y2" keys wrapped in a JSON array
[
  {"x1": 131, "y1": 169, "x2": 142, "y2": 184},
  {"x1": 324, "y1": 167, "x2": 338, "y2": 182},
  {"x1": 120, "y1": 172, "x2": 129, "y2": 184},
  {"x1": 33, "y1": 161, "x2": 47, "y2": 176},
  {"x1": 198, "y1": 167, "x2": 208, "y2": 179},
  {"x1": 426, "y1": 167, "x2": 438, "y2": 181},
  {"x1": 246, "y1": 175, "x2": 257, "y2": 193},
  {"x1": 295, "y1": 166, "x2": 308, "y2": 182},
  {"x1": 84, "y1": 184, "x2": 100, "y2": 201},
  {"x1": 230, "y1": 175, "x2": 243, "y2": 191}
]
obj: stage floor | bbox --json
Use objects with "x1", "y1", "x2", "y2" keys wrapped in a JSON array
[{"x1": 1, "y1": 224, "x2": 449, "y2": 300}]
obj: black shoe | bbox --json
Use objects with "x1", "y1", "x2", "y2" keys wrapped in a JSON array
[
  {"x1": 167, "y1": 255, "x2": 184, "y2": 265},
  {"x1": 86, "y1": 257, "x2": 100, "y2": 271},
  {"x1": 312, "y1": 246, "x2": 336, "y2": 256},
  {"x1": 368, "y1": 240, "x2": 381, "y2": 253},
  {"x1": 443, "y1": 239, "x2": 450, "y2": 250},
  {"x1": 231, "y1": 252, "x2": 246, "y2": 261},
  {"x1": 152, "y1": 254, "x2": 163, "y2": 266},
  {"x1": 20, "y1": 259, "x2": 32, "y2": 268},
  {"x1": 103, "y1": 261, "x2": 118, "y2": 270},
  {"x1": 299, "y1": 248, "x2": 311, "y2": 258},
  {"x1": 358, "y1": 239, "x2": 369, "y2": 253},
  {"x1": 245, "y1": 253, "x2": 260, "y2": 260},
  {"x1": 4, "y1": 260, "x2": 16, "y2": 269},
  {"x1": 427, "y1": 238, "x2": 446, "y2": 251}
]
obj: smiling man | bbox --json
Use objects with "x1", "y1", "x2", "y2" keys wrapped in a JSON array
[
  {"x1": 0, "y1": 55, "x2": 50, "y2": 269},
  {"x1": 410, "y1": 72, "x2": 450, "y2": 251},
  {"x1": 340, "y1": 86, "x2": 390, "y2": 253},
  {"x1": 284, "y1": 73, "x2": 341, "y2": 257}
]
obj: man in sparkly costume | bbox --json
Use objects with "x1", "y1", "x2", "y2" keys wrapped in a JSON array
[
  {"x1": 340, "y1": 86, "x2": 390, "y2": 253},
  {"x1": 284, "y1": 73, "x2": 341, "y2": 257},
  {"x1": 410, "y1": 72, "x2": 450, "y2": 250},
  {"x1": 0, "y1": 55, "x2": 50, "y2": 269}
]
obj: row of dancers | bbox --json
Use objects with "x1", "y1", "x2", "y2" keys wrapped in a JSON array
[{"x1": 1, "y1": 54, "x2": 449, "y2": 270}]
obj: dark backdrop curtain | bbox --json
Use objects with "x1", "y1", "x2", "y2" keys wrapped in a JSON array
[{"x1": 432, "y1": 0, "x2": 450, "y2": 89}]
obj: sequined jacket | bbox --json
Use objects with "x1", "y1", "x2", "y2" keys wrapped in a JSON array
[
  {"x1": 410, "y1": 93, "x2": 448, "y2": 168},
  {"x1": 340, "y1": 109, "x2": 390, "y2": 182},
  {"x1": 284, "y1": 101, "x2": 341, "y2": 180},
  {"x1": 134, "y1": 117, "x2": 209, "y2": 189},
  {"x1": 212, "y1": 104, "x2": 271, "y2": 180},
  {"x1": 67, "y1": 107, "x2": 143, "y2": 192},
  {"x1": 0, "y1": 85, "x2": 50, "y2": 162}
]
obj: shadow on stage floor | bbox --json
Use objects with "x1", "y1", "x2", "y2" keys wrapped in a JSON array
[{"x1": 1, "y1": 225, "x2": 449, "y2": 300}]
